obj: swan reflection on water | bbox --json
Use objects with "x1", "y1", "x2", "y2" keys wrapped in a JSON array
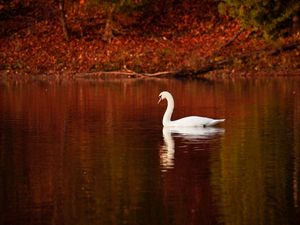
[{"x1": 160, "y1": 127, "x2": 224, "y2": 172}]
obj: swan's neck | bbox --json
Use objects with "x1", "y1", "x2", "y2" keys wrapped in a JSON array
[{"x1": 163, "y1": 96, "x2": 174, "y2": 126}]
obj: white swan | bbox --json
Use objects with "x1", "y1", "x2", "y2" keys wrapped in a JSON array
[{"x1": 158, "y1": 91, "x2": 225, "y2": 127}]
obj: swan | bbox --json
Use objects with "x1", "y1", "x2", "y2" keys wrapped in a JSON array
[{"x1": 158, "y1": 91, "x2": 225, "y2": 127}]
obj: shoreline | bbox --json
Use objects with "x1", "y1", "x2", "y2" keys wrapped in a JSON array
[
  {"x1": 1, "y1": 68, "x2": 300, "y2": 85},
  {"x1": 1, "y1": 3, "x2": 300, "y2": 81}
]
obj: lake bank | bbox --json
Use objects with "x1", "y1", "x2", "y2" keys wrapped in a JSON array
[{"x1": 1, "y1": 2, "x2": 300, "y2": 81}]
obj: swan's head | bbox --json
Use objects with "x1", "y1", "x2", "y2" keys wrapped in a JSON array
[{"x1": 158, "y1": 91, "x2": 172, "y2": 104}]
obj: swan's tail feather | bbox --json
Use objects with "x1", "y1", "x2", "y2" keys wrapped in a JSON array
[{"x1": 206, "y1": 119, "x2": 225, "y2": 126}]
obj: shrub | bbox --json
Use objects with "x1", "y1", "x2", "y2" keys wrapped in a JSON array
[{"x1": 218, "y1": 0, "x2": 300, "y2": 39}]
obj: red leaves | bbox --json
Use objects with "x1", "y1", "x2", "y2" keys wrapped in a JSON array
[{"x1": 1, "y1": 1, "x2": 299, "y2": 79}]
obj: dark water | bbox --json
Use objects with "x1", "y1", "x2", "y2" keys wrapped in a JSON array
[{"x1": 0, "y1": 78, "x2": 299, "y2": 225}]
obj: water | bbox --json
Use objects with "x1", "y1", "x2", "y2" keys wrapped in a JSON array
[{"x1": 0, "y1": 78, "x2": 299, "y2": 225}]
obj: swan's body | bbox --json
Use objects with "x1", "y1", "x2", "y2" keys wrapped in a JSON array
[{"x1": 158, "y1": 91, "x2": 225, "y2": 127}]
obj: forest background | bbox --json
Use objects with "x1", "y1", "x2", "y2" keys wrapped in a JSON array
[{"x1": 1, "y1": 0, "x2": 300, "y2": 80}]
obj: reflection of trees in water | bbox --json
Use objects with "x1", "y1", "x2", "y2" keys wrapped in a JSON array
[
  {"x1": 211, "y1": 80, "x2": 300, "y2": 225},
  {"x1": 159, "y1": 126, "x2": 224, "y2": 225},
  {"x1": 293, "y1": 88, "x2": 300, "y2": 211},
  {"x1": 1, "y1": 78, "x2": 300, "y2": 225}
]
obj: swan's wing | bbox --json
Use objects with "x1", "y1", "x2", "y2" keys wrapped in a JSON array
[
  {"x1": 169, "y1": 116, "x2": 225, "y2": 127},
  {"x1": 170, "y1": 116, "x2": 218, "y2": 127}
]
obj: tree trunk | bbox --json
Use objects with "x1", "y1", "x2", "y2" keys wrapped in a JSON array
[
  {"x1": 102, "y1": 5, "x2": 115, "y2": 43},
  {"x1": 58, "y1": 0, "x2": 70, "y2": 41},
  {"x1": 292, "y1": 15, "x2": 300, "y2": 34}
]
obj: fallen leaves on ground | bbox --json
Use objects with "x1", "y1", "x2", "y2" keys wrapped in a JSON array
[{"x1": 0, "y1": 1, "x2": 299, "y2": 81}]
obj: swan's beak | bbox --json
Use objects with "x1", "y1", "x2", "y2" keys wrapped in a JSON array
[{"x1": 158, "y1": 96, "x2": 162, "y2": 104}]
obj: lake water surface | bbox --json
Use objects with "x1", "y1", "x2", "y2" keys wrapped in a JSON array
[{"x1": 0, "y1": 78, "x2": 299, "y2": 225}]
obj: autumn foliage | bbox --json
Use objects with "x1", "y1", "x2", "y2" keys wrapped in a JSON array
[{"x1": 0, "y1": 0, "x2": 300, "y2": 80}]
